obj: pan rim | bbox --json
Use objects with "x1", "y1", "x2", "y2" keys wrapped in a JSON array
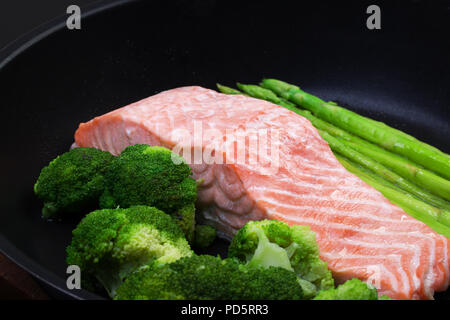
[{"x1": 0, "y1": 0, "x2": 139, "y2": 300}]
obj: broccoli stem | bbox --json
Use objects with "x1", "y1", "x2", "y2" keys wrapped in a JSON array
[{"x1": 248, "y1": 229, "x2": 293, "y2": 271}]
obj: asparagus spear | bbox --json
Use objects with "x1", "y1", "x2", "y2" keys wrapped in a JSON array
[
  {"x1": 261, "y1": 78, "x2": 444, "y2": 150},
  {"x1": 336, "y1": 155, "x2": 450, "y2": 237},
  {"x1": 216, "y1": 83, "x2": 244, "y2": 95},
  {"x1": 261, "y1": 79, "x2": 450, "y2": 180},
  {"x1": 318, "y1": 130, "x2": 450, "y2": 211},
  {"x1": 236, "y1": 83, "x2": 296, "y2": 108},
  {"x1": 343, "y1": 140, "x2": 450, "y2": 201},
  {"x1": 220, "y1": 82, "x2": 310, "y2": 114}
]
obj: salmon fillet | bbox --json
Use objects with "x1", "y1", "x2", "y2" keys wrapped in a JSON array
[{"x1": 75, "y1": 86, "x2": 449, "y2": 299}]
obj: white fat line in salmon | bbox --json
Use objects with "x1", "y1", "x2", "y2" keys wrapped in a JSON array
[
  {"x1": 424, "y1": 238, "x2": 436, "y2": 299},
  {"x1": 323, "y1": 238, "x2": 421, "y2": 294},
  {"x1": 272, "y1": 175, "x2": 399, "y2": 203},
  {"x1": 268, "y1": 205, "x2": 438, "y2": 241},
  {"x1": 257, "y1": 195, "x2": 422, "y2": 226},
  {"x1": 250, "y1": 186, "x2": 423, "y2": 224},
  {"x1": 269, "y1": 174, "x2": 438, "y2": 224},
  {"x1": 290, "y1": 155, "x2": 351, "y2": 173},
  {"x1": 241, "y1": 158, "x2": 350, "y2": 179}
]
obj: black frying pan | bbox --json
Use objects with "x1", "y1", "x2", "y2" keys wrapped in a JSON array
[{"x1": 0, "y1": 0, "x2": 449, "y2": 300}]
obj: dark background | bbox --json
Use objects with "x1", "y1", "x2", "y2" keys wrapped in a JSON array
[
  {"x1": 0, "y1": 0, "x2": 96, "y2": 50},
  {"x1": 0, "y1": 0, "x2": 449, "y2": 299}
]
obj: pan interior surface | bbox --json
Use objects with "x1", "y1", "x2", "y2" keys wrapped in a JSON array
[{"x1": 0, "y1": 0, "x2": 448, "y2": 299}]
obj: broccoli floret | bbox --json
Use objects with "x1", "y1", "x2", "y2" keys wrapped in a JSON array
[
  {"x1": 66, "y1": 205, "x2": 192, "y2": 297},
  {"x1": 175, "y1": 203, "x2": 196, "y2": 243},
  {"x1": 115, "y1": 255, "x2": 304, "y2": 300},
  {"x1": 34, "y1": 147, "x2": 115, "y2": 219},
  {"x1": 228, "y1": 220, "x2": 334, "y2": 299},
  {"x1": 99, "y1": 145, "x2": 197, "y2": 242},
  {"x1": 193, "y1": 224, "x2": 216, "y2": 249},
  {"x1": 313, "y1": 278, "x2": 392, "y2": 300}
]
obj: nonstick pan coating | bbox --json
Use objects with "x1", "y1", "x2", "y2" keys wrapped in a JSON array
[{"x1": 0, "y1": 0, "x2": 449, "y2": 299}]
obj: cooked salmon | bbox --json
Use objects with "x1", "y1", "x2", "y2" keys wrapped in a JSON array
[{"x1": 75, "y1": 86, "x2": 449, "y2": 299}]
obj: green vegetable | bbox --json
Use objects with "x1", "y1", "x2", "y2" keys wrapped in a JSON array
[
  {"x1": 99, "y1": 144, "x2": 198, "y2": 242},
  {"x1": 313, "y1": 278, "x2": 392, "y2": 300},
  {"x1": 236, "y1": 82, "x2": 281, "y2": 102},
  {"x1": 319, "y1": 130, "x2": 450, "y2": 211},
  {"x1": 66, "y1": 205, "x2": 192, "y2": 297},
  {"x1": 193, "y1": 224, "x2": 216, "y2": 249},
  {"x1": 115, "y1": 254, "x2": 304, "y2": 300},
  {"x1": 261, "y1": 78, "x2": 450, "y2": 179},
  {"x1": 34, "y1": 147, "x2": 115, "y2": 219},
  {"x1": 343, "y1": 140, "x2": 450, "y2": 202},
  {"x1": 216, "y1": 83, "x2": 244, "y2": 95},
  {"x1": 228, "y1": 220, "x2": 334, "y2": 299},
  {"x1": 224, "y1": 83, "x2": 298, "y2": 111}
]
